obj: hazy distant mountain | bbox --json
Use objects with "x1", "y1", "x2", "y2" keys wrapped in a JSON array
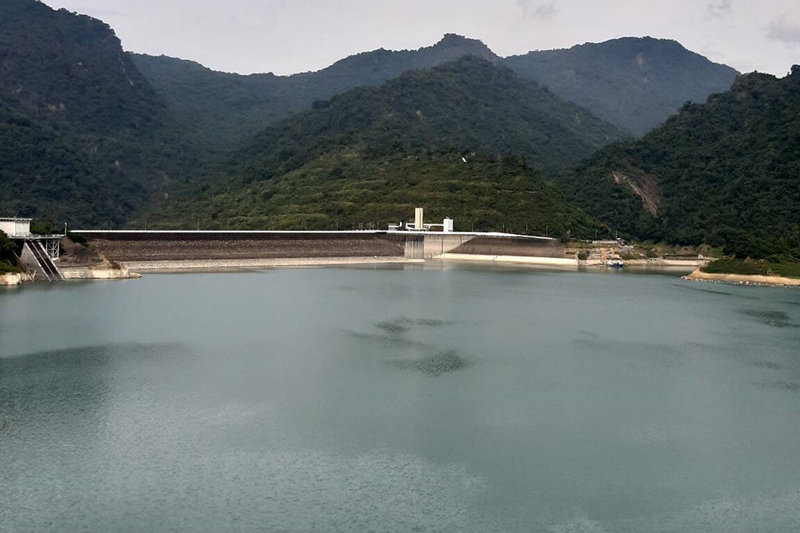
[
  {"x1": 560, "y1": 66, "x2": 800, "y2": 259},
  {"x1": 130, "y1": 34, "x2": 499, "y2": 152},
  {"x1": 146, "y1": 57, "x2": 622, "y2": 231},
  {"x1": 505, "y1": 37, "x2": 739, "y2": 135}
]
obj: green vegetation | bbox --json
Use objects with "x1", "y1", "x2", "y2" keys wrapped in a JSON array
[
  {"x1": 130, "y1": 34, "x2": 499, "y2": 153},
  {"x1": 702, "y1": 258, "x2": 800, "y2": 279},
  {"x1": 213, "y1": 56, "x2": 624, "y2": 185},
  {"x1": 506, "y1": 37, "x2": 738, "y2": 135},
  {"x1": 145, "y1": 149, "x2": 598, "y2": 237},
  {"x1": 29, "y1": 220, "x2": 54, "y2": 235},
  {"x1": 561, "y1": 66, "x2": 800, "y2": 260},
  {"x1": 0, "y1": 230, "x2": 20, "y2": 273},
  {"x1": 134, "y1": 35, "x2": 740, "y2": 152},
  {"x1": 67, "y1": 232, "x2": 89, "y2": 247},
  {"x1": 0, "y1": 0, "x2": 199, "y2": 226},
  {"x1": 148, "y1": 56, "x2": 624, "y2": 231}
]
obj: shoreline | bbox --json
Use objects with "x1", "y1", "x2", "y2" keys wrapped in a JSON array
[
  {"x1": 684, "y1": 268, "x2": 800, "y2": 287},
  {"x1": 9, "y1": 253, "x2": 796, "y2": 288},
  {"x1": 438, "y1": 253, "x2": 578, "y2": 268},
  {"x1": 0, "y1": 272, "x2": 32, "y2": 286},
  {"x1": 120, "y1": 256, "x2": 423, "y2": 273}
]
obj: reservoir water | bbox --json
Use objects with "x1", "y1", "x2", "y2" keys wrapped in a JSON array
[{"x1": 2, "y1": 265, "x2": 800, "y2": 531}]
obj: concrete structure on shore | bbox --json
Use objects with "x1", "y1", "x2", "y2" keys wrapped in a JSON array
[
  {"x1": 0, "y1": 217, "x2": 33, "y2": 238},
  {"x1": 1, "y1": 217, "x2": 65, "y2": 281}
]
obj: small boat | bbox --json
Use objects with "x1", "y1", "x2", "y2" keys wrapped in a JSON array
[{"x1": 605, "y1": 258, "x2": 624, "y2": 269}]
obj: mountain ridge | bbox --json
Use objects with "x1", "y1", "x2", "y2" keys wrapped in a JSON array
[
  {"x1": 129, "y1": 32, "x2": 500, "y2": 152},
  {"x1": 505, "y1": 36, "x2": 740, "y2": 135}
]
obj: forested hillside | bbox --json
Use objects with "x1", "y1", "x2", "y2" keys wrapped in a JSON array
[
  {"x1": 143, "y1": 149, "x2": 598, "y2": 237},
  {"x1": 0, "y1": 90, "x2": 133, "y2": 223},
  {"x1": 560, "y1": 67, "x2": 800, "y2": 259},
  {"x1": 0, "y1": 0, "x2": 161, "y2": 132},
  {"x1": 145, "y1": 57, "x2": 620, "y2": 233},
  {"x1": 505, "y1": 37, "x2": 738, "y2": 135},
  {"x1": 0, "y1": 0, "x2": 198, "y2": 226},
  {"x1": 230, "y1": 57, "x2": 624, "y2": 180},
  {"x1": 130, "y1": 34, "x2": 498, "y2": 152}
]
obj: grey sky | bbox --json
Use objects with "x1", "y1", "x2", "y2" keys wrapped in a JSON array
[{"x1": 47, "y1": 0, "x2": 799, "y2": 76}]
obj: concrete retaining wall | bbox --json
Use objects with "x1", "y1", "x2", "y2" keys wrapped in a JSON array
[
  {"x1": 59, "y1": 266, "x2": 140, "y2": 280},
  {"x1": 449, "y1": 236, "x2": 565, "y2": 257},
  {"x1": 80, "y1": 232, "x2": 407, "y2": 262}
]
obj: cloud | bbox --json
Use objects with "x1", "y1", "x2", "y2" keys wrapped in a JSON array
[
  {"x1": 707, "y1": 0, "x2": 733, "y2": 19},
  {"x1": 767, "y1": 15, "x2": 800, "y2": 45},
  {"x1": 517, "y1": 0, "x2": 559, "y2": 20},
  {"x1": 701, "y1": 45, "x2": 726, "y2": 61}
]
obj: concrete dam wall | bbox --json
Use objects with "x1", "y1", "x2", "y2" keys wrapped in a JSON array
[
  {"x1": 449, "y1": 236, "x2": 565, "y2": 258},
  {"x1": 77, "y1": 231, "x2": 407, "y2": 262},
  {"x1": 71, "y1": 231, "x2": 565, "y2": 271}
]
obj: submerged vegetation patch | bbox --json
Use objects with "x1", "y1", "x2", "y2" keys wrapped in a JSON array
[
  {"x1": 375, "y1": 321, "x2": 411, "y2": 334},
  {"x1": 349, "y1": 317, "x2": 467, "y2": 376},
  {"x1": 346, "y1": 330, "x2": 432, "y2": 350},
  {"x1": 389, "y1": 350, "x2": 471, "y2": 377},
  {"x1": 374, "y1": 317, "x2": 453, "y2": 334},
  {"x1": 739, "y1": 309, "x2": 797, "y2": 328},
  {"x1": 752, "y1": 361, "x2": 783, "y2": 370},
  {"x1": 763, "y1": 381, "x2": 800, "y2": 393}
]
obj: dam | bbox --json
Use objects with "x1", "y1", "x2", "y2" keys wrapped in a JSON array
[
  {"x1": 69, "y1": 229, "x2": 569, "y2": 272},
  {"x1": 2, "y1": 207, "x2": 575, "y2": 283}
]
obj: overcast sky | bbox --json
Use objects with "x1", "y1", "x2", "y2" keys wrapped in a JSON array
[{"x1": 47, "y1": 0, "x2": 799, "y2": 76}]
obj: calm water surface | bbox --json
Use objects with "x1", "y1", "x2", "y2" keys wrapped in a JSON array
[{"x1": 2, "y1": 265, "x2": 800, "y2": 532}]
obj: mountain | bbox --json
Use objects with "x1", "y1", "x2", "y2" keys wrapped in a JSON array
[
  {"x1": 0, "y1": 0, "x2": 161, "y2": 134},
  {"x1": 229, "y1": 56, "x2": 622, "y2": 179},
  {"x1": 145, "y1": 57, "x2": 622, "y2": 231},
  {"x1": 130, "y1": 34, "x2": 499, "y2": 152},
  {"x1": 133, "y1": 35, "x2": 739, "y2": 153},
  {"x1": 0, "y1": 0, "x2": 196, "y2": 226},
  {"x1": 559, "y1": 66, "x2": 800, "y2": 259},
  {"x1": 505, "y1": 37, "x2": 739, "y2": 135}
]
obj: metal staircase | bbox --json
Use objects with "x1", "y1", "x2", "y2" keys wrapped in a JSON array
[{"x1": 24, "y1": 240, "x2": 64, "y2": 281}]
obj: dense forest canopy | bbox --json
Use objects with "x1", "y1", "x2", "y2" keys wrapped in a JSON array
[
  {"x1": 144, "y1": 148, "x2": 599, "y2": 238},
  {"x1": 232, "y1": 57, "x2": 625, "y2": 181},
  {"x1": 559, "y1": 67, "x2": 800, "y2": 259},
  {"x1": 141, "y1": 56, "x2": 625, "y2": 231},
  {"x1": 130, "y1": 33, "x2": 499, "y2": 153},
  {"x1": 0, "y1": 0, "x2": 207, "y2": 226}
]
